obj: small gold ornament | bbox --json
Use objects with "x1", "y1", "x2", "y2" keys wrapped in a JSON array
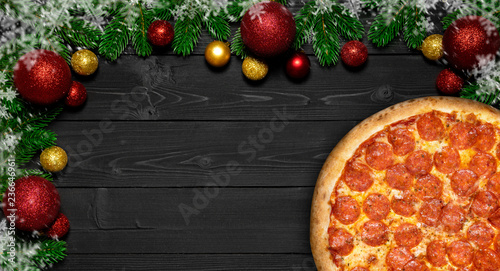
[
  {"x1": 205, "y1": 41, "x2": 231, "y2": 67},
  {"x1": 71, "y1": 49, "x2": 99, "y2": 76},
  {"x1": 242, "y1": 56, "x2": 268, "y2": 81},
  {"x1": 40, "y1": 146, "x2": 68, "y2": 172},
  {"x1": 421, "y1": 34, "x2": 444, "y2": 61}
]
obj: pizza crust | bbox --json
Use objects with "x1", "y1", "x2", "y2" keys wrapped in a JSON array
[{"x1": 310, "y1": 96, "x2": 500, "y2": 271}]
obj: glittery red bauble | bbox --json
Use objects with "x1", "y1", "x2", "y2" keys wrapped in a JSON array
[
  {"x1": 65, "y1": 81, "x2": 87, "y2": 107},
  {"x1": 241, "y1": 1, "x2": 296, "y2": 58},
  {"x1": 46, "y1": 213, "x2": 70, "y2": 239},
  {"x1": 14, "y1": 49, "x2": 72, "y2": 105},
  {"x1": 286, "y1": 51, "x2": 310, "y2": 79},
  {"x1": 147, "y1": 20, "x2": 174, "y2": 47},
  {"x1": 436, "y1": 68, "x2": 464, "y2": 95},
  {"x1": 443, "y1": 16, "x2": 500, "y2": 70},
  {"x1": 2, "y1": 176, "x2": 60, "y2": 232},
  {"x1": 341, "y1": 40, "x2": 368, "y2": 67}
]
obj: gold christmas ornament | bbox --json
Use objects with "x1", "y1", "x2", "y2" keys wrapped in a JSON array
[
  {"x1": 242, "y1": 56, "x2": 268, "y2": 81},
  {"x1": 205, "y1": 41, "x2": 231, "y2": 67},
  {"x1": 40, "y1": 146, "x2": 68, "y2": 172},
  {"x1": 71, "y1": 49, "x2": 99, "y2": 75},
  {"x1": 421, "y1": 34, "x2": 444, "y2": 61}
]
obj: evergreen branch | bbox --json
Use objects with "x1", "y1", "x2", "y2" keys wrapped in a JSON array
[
  {"x1": 330, "y1": 3, "x2": 364, "y2": 40},
  {"x1": 57, "y1": 18, "x2": 102, "y2": 49},
  {"x1": 274, "y1": 0, "x2": 288, "y2": 5},
  {"x1": 230, "y1": 27, "x2": 249, "y2": 59},
  {"x1": 460, "y1": 83, "x2": 500, "y2": 105},
  {"x1": 442, "y1": 10, "x2": 461, "y2": 30},
  {"x1": 131, "y1": 3, "x2": 153, "y2": 57},
  {"x1": 312, "y1": 12, "x2": 340, "y2": 66},
  {"x1": 31, "y1": 238, "x2": 67, "y2": 268},
  {"x1": 403, "y1": 5, "x2": 426, "y2": 49},
  {"x1": 203, "y1": 15, "x2": 231, "y2": 41},
  {"x1": 98, "y1": 10, "x2": 130, "y2": 61},
  {"x1": 227, "y1": 0, "x2": 246, "y2": 22},
  {"x1": 363, "y1": 0, "x2": 384, "y2": 9},
  {"x1": 293, "y1": 0, "x2": 317, "y2": 49},
  {"x1": 367, "y1": 1, "x2": 406, "y2": 47},
  {"x1": 15, "y1": 129, "x2": 58, "y2": 165},
  {"x1": 172, "y1": 12, "x2": 202, "y2": 56}
]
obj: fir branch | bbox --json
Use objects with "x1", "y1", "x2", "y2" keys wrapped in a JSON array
[
  {"x1": 403, "y1": 5, "x2": 426, "y2": 49},
  {"x1": 98, "y1": 9, "x2": 130, "y2": 61},
  {"x1": 367, "y1": 1, "x2": 406, "y2": 47},
  {"x1": 31, "y1": 238, "x2": 67, "y2": 268},
  {"x1": 460, "y1": 83, "x2": 500, "y2": 105},
  {"x1": 15, "y1": 129, "x2": 58, "y2": 165},
  {"x1": 227, "y1": 0, "x2": 246, "y2": 22},
  {"x1": 312, "y1": 12, "x2": 340, "y2": 66},
  {"x1": 57, "y1": 18, "x2": 102, "y2": 49},
  {"x1": 172, "y1": 13, "x2": 202, "y2": 56},
  {"x1": 230, "y1": 27, "x2": 249, "y2": 59},
  {"x1": 293, "y1": 0, "x2": 317, "y2": 49},
  {"x1": 363, "y1": 0, "x2": 384, "y2": 9},
  {"x1": 203, "y1": 15, "x2": 231, "y2": 41},
  {"x1": 442, "y1": 10, "x2": 460, "y2": 30},
  {"x1": 131, "y1": 3, "x2": 153, "y2": 57},
  {"x1": 330, "y1": 4, "x2": 364, "y2": 40}
]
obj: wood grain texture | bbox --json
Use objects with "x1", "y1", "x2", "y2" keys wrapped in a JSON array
[{"x1": 62, "y1": 54, "x2": 443, "y2": 121}]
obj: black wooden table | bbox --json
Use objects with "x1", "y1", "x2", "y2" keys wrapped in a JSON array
[{"x1": 48, "y1": 11, "x2": 444, "y2": 270}]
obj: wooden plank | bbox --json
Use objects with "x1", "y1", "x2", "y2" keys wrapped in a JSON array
[
  {"x1": 53, "y1": 254, "x2": 317, "y2": 270},
  {"x1": 62, "y1": 54, "x2": 441, "y2": 121},
  {"x1": 49, "y1": 121, "x2": 356, "y2": 188},
  {"x1": 59, "y1": 187, "x2": 313, "y2": 254}
]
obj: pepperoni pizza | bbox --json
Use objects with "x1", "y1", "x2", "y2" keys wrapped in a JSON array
[{"x1": 310, "y1": 97, "x2": 500, "y2": 271}]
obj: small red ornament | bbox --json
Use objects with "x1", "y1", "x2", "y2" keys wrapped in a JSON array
[
  {"x1": 46, "y1": 213, "x2": 70, "y2": 239},
  {"x1": 2, "y1": 176, "x2": 61, "y2": 232},
  {"x1": 147, "y1": 20, "x2": 174, "y2": 47},
  {"x1": 65, "y1": 81, "x2": 87, "y2": 107},
  {"x1": 341, "y1": 40, "x2": 368, "y2": 67},
  {"x1": 443, "y1": 16, "x2": 500, "y2": 70},
  {"x1": 436, "y1": 68, "x2": 464, "y2": 95},
  {"x1": 286, "y1": 51, "x2": 310, "y2": 79},
  {"x1": 14, "y1": 49, "x2": 72, "y2": 105},
  {"x1": 241, "y1": 1, "x2": 296, "y2": 58}
]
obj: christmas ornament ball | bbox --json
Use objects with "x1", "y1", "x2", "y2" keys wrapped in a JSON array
[
  {"x1": 421, "y1": 34, "x2": 444, "y2": 61},
  {"x1": 147, "y1": 20, "x2": 174, "y2": 47},
  {"x1": 71, "y1": 49, "x2": 99, "y2": 76},
  {"x1": 205, "y1": 41, "x2": 231, "y2": 67},
  {"x1": 2, "y1": 176, "x2": 61, "y2": 231},
  {"x1": 65, "y1": 81, "x2": 87, "y2": 107},
  {"x1": 436, "y1": 68, "x2": 464, "y2": 95},
  {"x1": 40, "y1": 146, "x2": 68, "y2": 172},
  {"x1": 46, "y1": 213, "x2": 70, "y2": 239},
  {"x1": 443, "y1": 16, "x2": 500, "y2": 70},
  {"x1": 14, "y1": 49, "x2": 71, "y2": 105},
  {"x1": 242, "y1": 56, "x2": 268, "y2": 81},
  {"x1": 341, "y1": 40, "x2": 368, "y2": 67},
  {"x1": 241, "y1": 1, "x2": 296, "y2": 58},
  {"x1": 286, "y1": 51, "x2": 310, "y2": 79}
]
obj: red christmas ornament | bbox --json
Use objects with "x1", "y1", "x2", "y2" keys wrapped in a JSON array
[
  {"x1": 147, "y1": 20, "x2": 174, "y2": 47},
  {"x1": 2, "y1": 176, "x2": 60, "y2": 232},
  {"x1": 65, "y1": 81, "x2": 87, "y2": 107},
  {"x1": 436, "y1": 68, "x2": 464, "y2": 95},
  {"x1": 286, "y1": 51, "x2": 310, "y2": 79},
  {"x1": 241, "y1": 1, "x2": 296, "y2": 58},
  {"x1": 14, "y1": 49, "x2": 72, "y2": 105},
  {"x1": 443, "y1": 16, "x2": 500, "y2": 70},
  {"x1": 46, "y1": 213, "x2": 70, "y2": 239},
  {"x1": 341, "y1": 40, "x2": 368, "y2": 67}
]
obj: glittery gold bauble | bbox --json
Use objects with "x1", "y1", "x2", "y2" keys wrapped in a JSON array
[
  {"x1": 205, "y1": 41, "x2": 231, "y2": 68},
  {"x1": 421, "y1": 34, "x2": 444, "y2": 61},
  {"x1": 242, "y1": 56, "x2": 268, "y2": 81},
  {"x1": 71, "y1": 49, "x2": 99, "y2": 76},
  {"x1": 40, "y1": 146, "x2": 68, "y2": 172}
]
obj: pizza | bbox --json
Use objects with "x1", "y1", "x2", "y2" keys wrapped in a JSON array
[{"x1": 310, "y1": 97, "x2": 500, "y2": 271}]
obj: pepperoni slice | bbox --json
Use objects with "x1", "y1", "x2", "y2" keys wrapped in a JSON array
[
  {"x1": 328, "y1": 228, "x2": 354, "y2": 256},
  {"x1": 332, "y1": 196, "x2": 360, "y2": 225},
  {"x1": 386, "y1": 246, "x2": 414, "y2": 270},
  {"x1": 447, "y1": 240, "x2": 474, "y2": 267},
  {"x1": 489, "y1": 208, "x2": 500, "y2": 229},
  {"x1": 403, "y1": 259, "x2": 429, "y2": 271},
  {"x1": 365, "y1": 142, "x2": 393, "y2": 170},
  {"x1": 349, "y1": 267, "x2": 369, "y2": 271},
  {"x1": 450, "y1": 122, "x2": 478, "y2": 150},
  {"x1": 343, "y1": 162, "x2": 374, "y2": 192},
  {"x1": 385, "y1": 164, "x2": 413, "y2": 191},
  {"x1": 419, "y1": 199, "x2": 444, "y2": 227},
  {"x1": 471, "y1": 191, "x2": 499, "y2": 218},
  {"x1": 388, "y1": 128, "x2": 415, "y2": 156},
  {"x1": 495, "y1": 235, "x2": 500, "y2": 253},
  {"x1": 473, "y1": 249, "x2": 500, "y2": 271},
  {"x1": 434, "y1": 146, "x2": 461, "y2": 174},
  {"x1": 469, "y1": 153, "x2": 497, "y2": 178},
  {"x1": 451, "y1": 169, "x2": 479, "y2": 197},
  {"x1": 394, "y1": 223, "x2": 423, "y2": 248},
  {"x1": 467, "y1": 221, "x2": 495, "y2": 248},
  {"x1": 414, "y1": 174, "x2": 443, "y2": 200},
  {"x1": 360, "y1": 220, "x2": 389, "y2": 247},
  {"x1": 391, "y1": 191, "x2": 419, "y2": 217},
  {"x1": 474, "y1": 123, "x2": 496, "y2": 152},
  {"x1": 405, "y1": 150, "x2": 433, "y2": 176},
  {"x1": 363, "y1": 193, "x2": 390, "y2": 221},
  {"x1": 426, "y1": 240, "x2": 448, "y2": 267},
  {"x1": 417, "y1": 112, "x2": 445, "y2": 141},
  {"x1": 440, "y1": 203, "x2": 466, "y2": 233},
  {"x1": 486, "y1": 172, "x2": 500, "y2": 197}
]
